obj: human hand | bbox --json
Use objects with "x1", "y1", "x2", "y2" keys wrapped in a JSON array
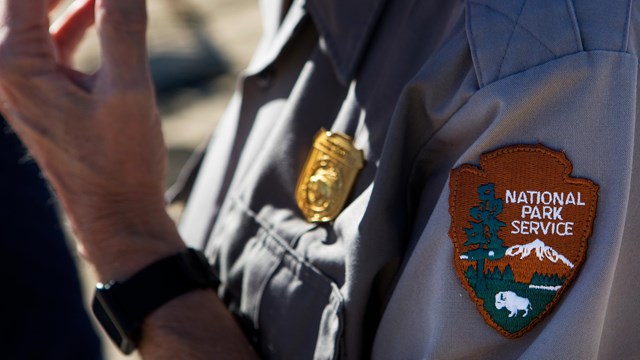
[{"x1": 0, "y1": 0, "x2": 184, "y2": 280}]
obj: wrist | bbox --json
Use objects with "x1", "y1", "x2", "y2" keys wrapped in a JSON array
[
  {"x1": 70, "y1": 195, "x2": 186, "y2": 281},
  {"x1": 92, "y1": 248, "x2": 217, "y2": 354},
  {"x1": 86, "y1": 235, "x2": 187, "y2": 283}
]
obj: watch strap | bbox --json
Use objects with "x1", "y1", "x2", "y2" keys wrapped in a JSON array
[{"x1": 92, "y1": 248, "x2": 216, "y2": 354}]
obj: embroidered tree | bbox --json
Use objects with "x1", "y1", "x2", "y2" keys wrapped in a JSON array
[
  {"x1": 461, "y1": 183, "x2": 507, "y2": 292},
  {"x1": 531, "y1": 273, "x2": 566, "y2": 287},
  {"x1": 465, "y1": 266, "x2": 477, "y2": 287},
  {"x1": 502, "y1": 265, "x2": 515, "y2": 282}
]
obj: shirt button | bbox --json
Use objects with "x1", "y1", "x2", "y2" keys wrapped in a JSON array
[{"x1": 256, "y1": 66, "x2": 275, "y2": 89}]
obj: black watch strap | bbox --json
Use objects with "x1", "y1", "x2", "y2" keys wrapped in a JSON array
[{"x1": 92, "y1": 248, "x2": 217, "y2": 354}]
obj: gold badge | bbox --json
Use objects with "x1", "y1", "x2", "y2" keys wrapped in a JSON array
[{"x1": 296, "y1": 129, "x2": 364, "y2": 222}]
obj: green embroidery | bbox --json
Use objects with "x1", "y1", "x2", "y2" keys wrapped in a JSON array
[
  {"x1": 461, "y1": 183, "x2": 507, "y2": 292},
  {"x1": 449, "y1": 145, "x2": 598, "y2": 337},
  {"x1": 461, "y1": 183, "x2": 567, "y2": 334}
]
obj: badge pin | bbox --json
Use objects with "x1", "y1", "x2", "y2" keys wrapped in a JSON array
[
  {"x1": 448, "y1": 144, "x2": 598, "y2": 338},
  {"x1": 296, "y1": 129, "x2": 364, "y2": 222}
]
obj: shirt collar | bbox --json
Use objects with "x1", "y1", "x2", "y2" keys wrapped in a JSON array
[{"x1": 305, "y1": 0, "x2": 388, "y2": 84}]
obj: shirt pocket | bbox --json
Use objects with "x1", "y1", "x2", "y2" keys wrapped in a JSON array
[{"x1": 207, "y1": 197, "x2": 345, "y2": 360}]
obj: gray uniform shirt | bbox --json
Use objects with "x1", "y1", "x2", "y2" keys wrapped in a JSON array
[{"x1": 178, "y1": 0, "x2": 640, "y2": 358}]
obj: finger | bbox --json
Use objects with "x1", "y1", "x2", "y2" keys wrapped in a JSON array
[
  {"x1": 51, "y1": 0, "x2": 96, "y2": 66},
  {"x1": 48, "y1": 0, "x2": 63, "y2": 12},
  {"x1": 95, "y1": 0, "x2": 151, "y2": 87},
  {"x1": 0, "y1": 0, "x2": 49, "y2": 30},
  {"x1": 0, "y1": 0, "x2": 59, "y2": 74}
]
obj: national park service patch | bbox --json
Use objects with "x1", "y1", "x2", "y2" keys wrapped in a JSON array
[{"x1": 448, "y1": 144, "x2": 598, "y2": 338}]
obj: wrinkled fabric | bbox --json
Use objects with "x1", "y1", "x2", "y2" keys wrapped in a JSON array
[{"x1": 178, "y1": 0, "x2": 640, "y2": 358}]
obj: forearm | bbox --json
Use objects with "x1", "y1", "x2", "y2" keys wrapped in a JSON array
[
  {"x1": 87, "y1": 210, "x2": 257, "y2": 359},
  {"x1": 142, "y1": 287, "x2": 257, "y2": 359},
  {"x1": 0, "y1": 0, "x2": 257, "y2": 356}
]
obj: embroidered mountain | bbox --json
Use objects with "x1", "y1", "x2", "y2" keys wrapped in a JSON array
[
  {"x1": 454, "y1": 183, "x2": 574, "y2": 336},
  {"x1": 506, "y1": 239, "x2": 574, "y2": 269},
  {"x1": 449, "y1": 145, "x2": 599, "y2": 338}
]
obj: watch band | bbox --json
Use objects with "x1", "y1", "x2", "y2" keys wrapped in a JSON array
[{"x1": 92, "y1": 248, "x2": 217, "y2": 354}]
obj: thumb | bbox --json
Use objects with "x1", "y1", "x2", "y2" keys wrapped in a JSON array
[{"x1": 95, "y1": 0, "x2": 150, "y2": 87}]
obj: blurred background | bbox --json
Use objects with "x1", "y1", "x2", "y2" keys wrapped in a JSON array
[{"x1": 56, "y1": 0, "x2": 262, "y2": 358}]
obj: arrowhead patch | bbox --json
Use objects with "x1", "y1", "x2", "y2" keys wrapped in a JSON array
[{"x1": 448, "y1": 144, "x2": 598, "y2": 338}]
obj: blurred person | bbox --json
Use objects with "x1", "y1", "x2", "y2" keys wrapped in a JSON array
[
  {"x1": 0, "y1": 115, "x2": 101, "y2": 359},
  {"x1": 0, "y1": 0, "x2": 638, "y2": 359}
]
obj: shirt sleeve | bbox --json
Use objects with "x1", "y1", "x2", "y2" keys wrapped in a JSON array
[{"x1": 372, "y1": 1, "x2": 640, "y2": 358}]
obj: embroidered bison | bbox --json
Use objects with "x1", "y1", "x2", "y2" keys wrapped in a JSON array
[{"x1": 494, "y1": 291, "x2": 532, "y2": 318}]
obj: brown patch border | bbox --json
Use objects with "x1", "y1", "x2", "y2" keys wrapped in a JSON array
[{"x1": 448, "y1": 144, "x2": 599, "y2": 338}]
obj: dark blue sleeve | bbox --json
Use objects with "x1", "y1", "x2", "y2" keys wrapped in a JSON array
[{"x1": 0, "y1": 118, "x2": 102, "y2": 360}]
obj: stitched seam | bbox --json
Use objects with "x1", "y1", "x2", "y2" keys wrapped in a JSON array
[
  {"x1": 497, "y1": 0, "x2": 528, "y2": 78},
  {"x1": 469, "y1": 2, "x2": 558, "y2": 58},
  {"x1": 490, "y1": 49, "x2": 633, "y2": 82},
  {"x1": 409, "y1": 50, "x2": 637, "y2": 195},
  {"x1": 230, "y1": 195, "x2": 337, "y2": 286},
  {"x1": 565, "y1": 0, "x2": 584, "y2": 52},
  {"x1": 622, "y1": 0, "x2": 632, "y2": 52},
  {"x1": 466, "y1": 1, "x2": 485, "y2": 87}
]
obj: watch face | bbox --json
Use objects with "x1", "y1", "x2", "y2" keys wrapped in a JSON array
[{"x1": 92, "y1": 283, "x2": 139, "y2": 355}]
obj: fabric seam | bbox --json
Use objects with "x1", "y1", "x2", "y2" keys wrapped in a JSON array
[
  {"x1": 468, "y1": 1, "x2": 557, "y2": 60},
  {"x1": 622, "y1": 0, "x2": 633, "y2": 52},
  {"x1": 230, "y1": 195, "x2": 341, "y2": 288},
  {"x1": 565, "y1": 0, "x2": 584, "y2": 52},
  {"x1": 497, "y1": 0, "x2": 529, "y2": 79},
  {"x1": 407, "y1": 50, "x2": 638, "y2": 202},
  {"x1": 465, "y1": 0, "x2": 485, "y2": 87}
]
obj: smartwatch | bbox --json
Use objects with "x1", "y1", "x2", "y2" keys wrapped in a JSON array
[{"x1": 92, "y1": 248, "x2": 217, "y2": 354}]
